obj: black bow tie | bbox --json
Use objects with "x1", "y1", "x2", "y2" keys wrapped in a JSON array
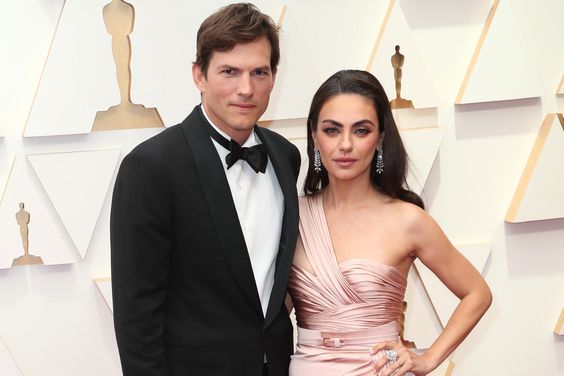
[
  {"x1": 225, "y1": 141, "x2": 267, "y2": 173},
  {"x1": 201, "y1": 111, "x2": 267, "y2": 173}
]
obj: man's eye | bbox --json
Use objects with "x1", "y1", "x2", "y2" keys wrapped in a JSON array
[
  {"x1": 252, "y1": 69, "x2": 268, "y2": 76},
  {"x1": 222, "y1": 69, "x2": 234, "y2": 75}
]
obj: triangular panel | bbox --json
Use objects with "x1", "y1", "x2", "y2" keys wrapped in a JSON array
[
  {"x1": 0, "y1": 157, "x2": 75, "y2": 269},
  {"x1": 506, "y1": 113, "x2": 564, "y2": 222},
  {"x1": 0, "y1": 338, "x2": 21, "y2": 376},
  {"x1": 0, "y1": 156, "x2": 15, "y2": 206},
  {"x1": 27, "y1": 149, "x2": 120, "y2": 258},
  {"x1": 0, "y1": 0, "x2": 65, "y2": 137},
  {"x1": 24, "y1": 0, "x2": 118, "y2": 136},
  {"x1": 557, "y1": 74, "x2": 564, "y2": 95},
  {"x1": 404, "y1": 268, "x2": 443, "y2": 349},
  {"x1": 368, "y1": 0, "x2": 439, "y2": 108},
  {"x1": 555, "y1": 307, "x2": 564, "y2": 335},
  {"x1": 263, "y1": 0, "x2": 391, "y2": 120},
  {"x1": 415, "y1": 243, "x2": 491, "y2": 327},
  {"x1": 94, "y1": 277, "x2": 113, "y2": 312},
  {"x1": 404, "y1": 268, "x2": 455, "y2": 374},
  {"x1": 401, "y1": 127, "x2": 445, "y2": 194},
  {"x1": 456, "y1": 0, "x2": 542, "y2": 104}
]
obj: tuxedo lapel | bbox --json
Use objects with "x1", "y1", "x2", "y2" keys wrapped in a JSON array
[
  {"x1": 180, "y1": 106, "x2": 263, "y2": 318},
  {"x1": 256, "y1": 126, "x2": 299, "y2": 328}
]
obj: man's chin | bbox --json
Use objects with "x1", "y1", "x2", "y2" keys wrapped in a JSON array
[{"x1": 232, "y1": 118, "x2": 260, "y2": 130}]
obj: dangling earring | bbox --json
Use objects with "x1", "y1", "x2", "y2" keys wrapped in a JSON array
[
  {"x1": 314, "y1": 149, "x2": 322, "y2": 173},
  {"x1": 375, "y1": 145, "x2": 384, "y2": 174}
]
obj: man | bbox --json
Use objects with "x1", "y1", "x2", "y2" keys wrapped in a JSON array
[{"x1": 110, "y1": 3, "x2": 300, "y2": 376}]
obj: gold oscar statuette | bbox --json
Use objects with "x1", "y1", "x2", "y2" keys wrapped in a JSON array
[
  {"x1": 12, "y1": 203, "x2": 44, "y2": 267},
  {"x1": 389, "y1": 45, "x2": 414, "y2": 109},
  {"x1": 92, "y1": 0, "x2": 164, "y2": 131}
]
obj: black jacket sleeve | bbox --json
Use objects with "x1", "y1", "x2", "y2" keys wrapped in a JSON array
[{"x1": 110, "y1": 149, "x2": 172, "y2": 376}]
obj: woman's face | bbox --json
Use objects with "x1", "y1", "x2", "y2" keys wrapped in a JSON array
[{"x1": 312, "y1": 94, "x2": 381, "y2": 183}]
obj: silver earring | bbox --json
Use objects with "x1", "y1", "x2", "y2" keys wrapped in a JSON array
[
  {"x1": 376, "y1": 146, "x2": 384, "y2": 174},
  {"x1": 314, "y1": 149, "x2": 322, "y2": 173}
]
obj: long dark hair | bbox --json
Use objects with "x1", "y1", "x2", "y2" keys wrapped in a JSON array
[{"x1": 303, "y1": 69, "x2": 424, "y2": 209}]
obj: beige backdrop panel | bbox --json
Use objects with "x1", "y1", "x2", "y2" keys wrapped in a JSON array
[{"x1": 0, "y1": 1, "x2": 563, "y2": 375}]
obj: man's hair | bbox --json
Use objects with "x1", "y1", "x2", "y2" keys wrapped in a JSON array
[{"x1": 195, "y1": 3, "x2": 280, "y2": 76}]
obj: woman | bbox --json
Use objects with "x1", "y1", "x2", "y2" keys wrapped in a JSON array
[{"x1": 287, "y1": 70, "x2": 491, "y2": 376}]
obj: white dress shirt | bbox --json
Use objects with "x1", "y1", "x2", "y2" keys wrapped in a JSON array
[{"x1": 201, "y1": 106, "x2": 284, "y2": 317}]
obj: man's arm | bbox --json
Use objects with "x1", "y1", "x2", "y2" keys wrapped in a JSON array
[{"x1": 111, "y1": 150, "x2": 172, "y2": 375}]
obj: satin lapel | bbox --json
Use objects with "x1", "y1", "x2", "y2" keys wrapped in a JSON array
[
  {"x1": 255, "y1": 126, "x2": 299, "y2": 328},
  {"x1": 180, "y1": 107, "x2": 262, "y2": 318}
]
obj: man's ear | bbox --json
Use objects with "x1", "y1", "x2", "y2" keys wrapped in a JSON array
[{"x1": 192, "y1": 64, "x2": 206, "y2": 93}]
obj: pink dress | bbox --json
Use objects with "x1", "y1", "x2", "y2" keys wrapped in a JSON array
[{"x1": 288, "y1": 195, "x2": 407, "y2": 376}]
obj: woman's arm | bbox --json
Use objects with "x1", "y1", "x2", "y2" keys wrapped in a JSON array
[
  {"x1": 414, "y1": 208, "x2": 491, "y2": 368},
  {"x1": 373, "y1": 206, "x2": 492, "y2": 376}
]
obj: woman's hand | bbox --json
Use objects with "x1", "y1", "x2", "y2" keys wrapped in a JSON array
[{"x1": 371, "y1": 341, "x2": 434, "y2": 376}]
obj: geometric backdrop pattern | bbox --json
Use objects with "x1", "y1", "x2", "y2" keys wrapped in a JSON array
[
  {"x1": 368, "y1": 0, "x2": 439, "y2": 109},
  {"x1": 401, "y1": 127, "x2": 445, "y2": 194},
  {"x1": 0, "y1": 157, "x2": 75, "y2": 269},
  {"x1": 505, "y1": 113, "x2": 564, "y2": 223},
  {"x1": 415, "y1": 243, "x2": 492, "y2": 327},
  {"x1": 556, "y1": 308, "x2": 564, "y2": 335},
  {"x1": 94, "y1": 277, "x2": 113, "y2": 312},
  {"x1": 0, "y1": 337, "x2": 21, "y2": 376},
  {"x1": 23, "y1": 0, "x2": 117, "y2": 137},
  {"x1": 1, "y1": 1, "x2": 563, "y2": 375},
  {"x1": 267, "y1": 0, "x2": 389, "y2": 119},
  {"x1": 0, "y1": 157, "x2": 14, "y2": 207},
  {"x1": 456, "y1": 0, "x2": 542, "y2": 104},
  {"x1": 27, "y1": 149, "x2": 121, "y2": 258}
]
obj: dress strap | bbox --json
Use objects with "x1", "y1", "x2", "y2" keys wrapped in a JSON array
[{"x1": 298, "y1": 195, "x2": 363, "y2": 304}]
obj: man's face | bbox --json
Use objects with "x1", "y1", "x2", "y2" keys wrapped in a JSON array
[{"x1": 193, "y1": 36, "x2": 276, "y2": 144}]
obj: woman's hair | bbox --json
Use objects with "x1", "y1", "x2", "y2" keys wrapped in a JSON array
[
  {"x1": 303, "y1": 69, "x2": 424, "y2": 209},
  {"x1": 195, "y1": 3, "x2": 280, "y2": 76}
]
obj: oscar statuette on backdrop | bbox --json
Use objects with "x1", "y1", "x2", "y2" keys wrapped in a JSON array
[
  {"x1": 12, "y1": 203, "x2": 44, "y2": 267},
  {"x1": 92, "y1": 0, "x2": 164, "y2": 131},
  {"x1": 389, "y1": 45, "x2": 414, "y2": 110}
]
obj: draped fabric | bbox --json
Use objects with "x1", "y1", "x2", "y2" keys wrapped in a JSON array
[{"x1": 288, "y1": 195, "x2": 407, "y2": 375}]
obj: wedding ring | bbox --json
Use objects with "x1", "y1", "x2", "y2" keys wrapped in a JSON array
[
  {"x1": 385, "y1": 349, "x2": 398, "y2": 362},
  {"x1": 404, "y1": 372, "x2": 415, "y2": 376}
]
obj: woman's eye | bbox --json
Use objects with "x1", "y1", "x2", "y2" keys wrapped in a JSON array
[
  {"x1": 323, "y1": 128, "x2": 338, "y2": 135},
  {"x1": 355, "y1": 128, "x2": 370, "y2": 135}
]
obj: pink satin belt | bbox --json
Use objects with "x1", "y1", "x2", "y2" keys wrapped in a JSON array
[{"x1": 297, "y1": 321, "x2": 399, "y2": 349}]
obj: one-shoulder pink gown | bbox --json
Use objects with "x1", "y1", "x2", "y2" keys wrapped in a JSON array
[{"x1": 288, "y1": 195, "x2": 407, "y2": 376}]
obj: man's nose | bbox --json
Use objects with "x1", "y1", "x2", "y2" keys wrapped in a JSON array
[{"x1": 237, "y1": 74, "x2": 253, "y2": 96}]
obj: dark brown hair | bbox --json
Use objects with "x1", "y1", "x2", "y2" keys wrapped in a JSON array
[
  {"x1": 303, "y1": 70, "x2": 424, "y2": 209},
  {"x1": 195, "y1": 3, "x2": 280, "y2": 76}
]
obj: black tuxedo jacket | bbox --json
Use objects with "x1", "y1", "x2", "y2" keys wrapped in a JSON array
[{"x1": 111, "y1": 105, "x2": 300, "y2": 376}]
